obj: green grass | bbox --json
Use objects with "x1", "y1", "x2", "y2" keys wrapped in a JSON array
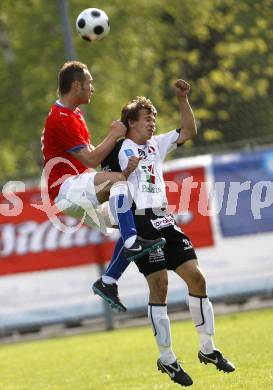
[{"x1": 0, "y1": 309, "x2": 272, "y2": 390}]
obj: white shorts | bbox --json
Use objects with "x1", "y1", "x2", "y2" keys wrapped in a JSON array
[{"x1": 54, "y1": 172, "x2": 116, "y2": 233}]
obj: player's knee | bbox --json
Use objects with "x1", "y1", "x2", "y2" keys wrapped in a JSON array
[
  {"x1": 188, "y1": 270, "x2": 206, "y2": 293},
  {"x1": 158, "y1": 283, "x2": 168, "y2": 301},
  {"x1": 194, "y1": 272, "x2": 206, "y2": 292},
  {"x1": 151, "y1": 274, "x2": 168, "y2": 302},
  {"x1": 102, "y1": 173, "x2": 126, "y2": 194}
]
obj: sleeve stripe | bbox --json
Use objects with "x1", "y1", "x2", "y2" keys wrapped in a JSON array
[
  {"x1": 176, "y1": 128, "x2": 184, "y2": 147},
  {"x1": 67, "y1": 144, "x2": 88, "y2": 153}
]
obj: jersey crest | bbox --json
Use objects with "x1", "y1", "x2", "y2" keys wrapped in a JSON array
[{"x1": 141, "y1": 164, "x2": 155, "y2": 184}]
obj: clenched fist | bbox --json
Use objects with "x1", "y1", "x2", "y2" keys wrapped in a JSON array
[
  {"x1": 174, "y1": 79, "x2": 191, "y2": 98},
  {"x1": 122, "y1": 156, "x2": 142, "y2": 178},
  {"x1": 110, "y1": 120, "x2": 127, "y2": 140}
]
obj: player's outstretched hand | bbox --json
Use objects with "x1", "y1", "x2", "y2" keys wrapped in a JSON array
[
  {"x1": 111, "y1": 120, "x2": 127, "y2": 139},
  {"x1": 122, "y1": 156, "x2": 141, "y2": 178},
  {"x1": 174, "y1": 79, "x2": 191, "y2": 98}
]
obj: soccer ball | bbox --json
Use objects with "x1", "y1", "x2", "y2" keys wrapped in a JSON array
[{"x1": 76, "y1": 8, "x2": 110, "y2": 42}]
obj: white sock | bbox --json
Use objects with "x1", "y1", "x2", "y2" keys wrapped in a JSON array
[
  {"x1": 199, "y1": 333, "x2": 215, "y2": 355},
  {"x1": 188, "y1": 294, "x2": 215, "y2": 354},
  {"x1": 102, "y1": 275, "x2": 117, "y2": 285},
  {"x1": 124, "y1": 235, "x2": 137, "y2": 249},
  {"x1": 148, "y1": 304, "x2": 176, "y2": 364}
]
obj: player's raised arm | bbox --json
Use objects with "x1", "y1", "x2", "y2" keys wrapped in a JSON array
[
  {"x1": 174, "y1": 79, "x2": 197, "y2": 145},
  {"x1": 71, "y1": 120, "x2": 127, "y2": 168}
]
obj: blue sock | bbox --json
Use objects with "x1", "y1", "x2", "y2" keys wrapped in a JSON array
[
  {"x1": 105, "y1": 237, "x2": 130, "y2": 280},
  {"x1": 109, "y1": 183, "x2": 137, "y2": 243}
]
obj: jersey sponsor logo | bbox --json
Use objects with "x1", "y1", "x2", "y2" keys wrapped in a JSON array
[
  {"x1": 151, "y1": 215, "x2": 175, "y2": 230},
  {"x1": 182, "y1": 238, "x2": 193, "y2": 250},
  {"x1": 141, "y1": 164, "x2": 155, "y2": 184},
  {"x1": 148, "y1": 145, "x2": 156, "y2": 154},
  {"x1": 141, "y1": 183, "x2": 162, "y2": 193},
  {"x1": 138, "y1": 146, "x2": 156, "y2": 161},
  {"x1": 149, "y1": 247, "x2": 165, "y2": 263},
  {"x1": 124, "y1": 149, "x2": 135, "y2": 157},
  {"x1": 140, "y1": 162, "x2": 160, "y2": 192},
  {"x1": 138, "y1": 148, "x2": 147, "y2": 159}
]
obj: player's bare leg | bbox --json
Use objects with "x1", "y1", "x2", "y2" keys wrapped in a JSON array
[
  {"x1": 175, "y1": 260, "x2": 235, "y2": 373},
  {"x1": 94, "y1": 171, "x2": 125, "y2": 203}
]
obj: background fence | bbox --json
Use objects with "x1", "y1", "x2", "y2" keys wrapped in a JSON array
[
  {"x1": 1, "y1": 147, "x2": 273, "y2": 334},
  {"x1": 1, "y1": 0, "x2": 273, "y2": 336},
  {"x1": 1, "y1": 0, "x2": 273, "y2": 182}
]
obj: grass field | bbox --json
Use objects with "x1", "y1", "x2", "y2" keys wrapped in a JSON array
[{"x1": 0, "y1": 308, "x2": 272, "y2": 390}]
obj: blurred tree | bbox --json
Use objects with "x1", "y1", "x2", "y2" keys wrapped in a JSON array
[
  {"x1": 0, "y1": 0, "x2": 272, "y2": 182},
  {"x1": 0, "y1": 0, "x2": 64, "y2": 181},
  {"x1": 157, "y1": 0, "x2": 273, "y2": 153}
]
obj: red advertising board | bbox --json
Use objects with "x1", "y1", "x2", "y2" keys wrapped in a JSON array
[
  {"x1": 164, "y1": 166, "x2": 214, "y2": 248},
  {"x1": 0, "y1": 188, "x2": 115, "y2": 275},
  {"x1": 0, "y1": 165, "x2": 213, "y2": 275}
]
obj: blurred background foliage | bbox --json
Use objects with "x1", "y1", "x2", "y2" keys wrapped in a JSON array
[{"x1": 0, "y1": 0, "x2": 273, "y2": 182}]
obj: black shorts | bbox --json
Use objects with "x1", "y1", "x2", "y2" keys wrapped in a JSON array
[{"x1": 134, "y1": 209, "x2": 197, "y2": 277}]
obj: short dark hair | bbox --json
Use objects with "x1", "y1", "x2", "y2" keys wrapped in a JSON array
[
  {"x1": 58, "y1": 61, "x2": 88, "y2": 95},
  {"x1": 121, "y1": 96, "x2": 157, "y2": 130}
]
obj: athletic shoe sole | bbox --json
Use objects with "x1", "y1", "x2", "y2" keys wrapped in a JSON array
[{"x1": 92, "y1": 286, "x2": 126, "y2": 313}]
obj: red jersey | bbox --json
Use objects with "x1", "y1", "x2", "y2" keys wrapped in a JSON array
[{"x1": 42, "y1": 102, "x2": 91, "y2": 201}]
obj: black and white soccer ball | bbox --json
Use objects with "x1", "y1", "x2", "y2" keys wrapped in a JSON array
[{"x1": 76, "y1": 8, "x2": 110, "y2": 42}]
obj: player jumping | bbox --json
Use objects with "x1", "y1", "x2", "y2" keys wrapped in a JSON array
[
  {"x1": 41, "y1": 61, "x2": 165, "y2": 261},
  {"x1": 93, "y1": 79, "x2": 235, "y2": 386}
]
